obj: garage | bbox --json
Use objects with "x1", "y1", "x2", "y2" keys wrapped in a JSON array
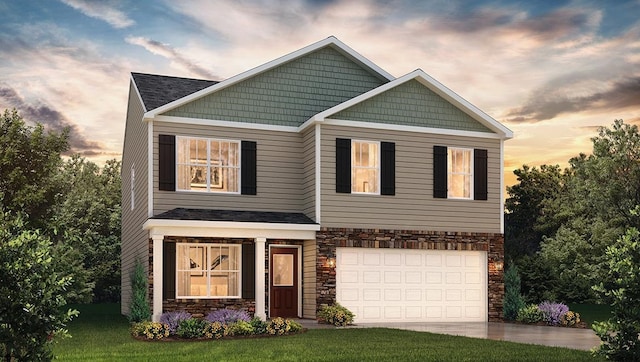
[{"x1": 336, "y1": 247, "x2": 487, "y2": 323}]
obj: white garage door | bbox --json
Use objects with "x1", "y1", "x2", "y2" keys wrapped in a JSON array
[{"x1": 336, "y1": 248, "x2": 487, "y2": 323}]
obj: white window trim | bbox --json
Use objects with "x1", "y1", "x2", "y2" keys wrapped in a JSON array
[
  {"x1": 351, "y1": 139, "x2": 381, "y2": 195},
  {"x1": 175, "y1": 243, "x2": 242, "y2": 299},
  {"x1": 447, "y1": 147, "x2": 474, "y2": 200},
  {"x1": 175, "y1": 136, "x2": 241, "y2": 194},
  {"x1": 130, "y1": 164, "x2": 135, "y2": 210}
]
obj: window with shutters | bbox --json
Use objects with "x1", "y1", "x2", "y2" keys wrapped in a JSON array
[
  {"x1": 447, "y1": 148, "x2": 473, "y2": 199},
  {"x1": 176, "y1": 137, "x2": 240, "y2": 193},
  {"x1": 352, "y1": 140, "x2": 380, "y2": 194},
  {"x1": 176, "y1": 243, "x2": 241, "y2": 298}
]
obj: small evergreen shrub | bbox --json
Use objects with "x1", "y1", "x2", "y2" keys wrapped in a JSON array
[
  {"x1": 130, "y1": 321, "x2": 170, "y2": 340},
  {"x1": 560, "y1": 311, "x2": 581, "y2": 327},
  {"x1": 226, "y1": 320, "x2": 255, "y2": 336},
  {"x1": 267, "y1": 317, "x2": 291, "y2": 335},
  {"x1": 250, "y1": 317, "x2": 268, "y2": 335},
  {"x1": 205, "y1": 308, "x2": 250, "y2": 324},
  {"x1": 203, "y1": 322, "x2": 226, "y2": 339},
  {"x1": 287, "y1": 319, "x2": 303, "y2": 333},
  {"x1": 176, "y1": 318, "x2": 208, "y2": 338},
  {"x1": 503, "y1": 264, "x2": 526, "y2": 321},
  {"x1": 516, "y1": 304, "x2": 544, "y2": 324},
  {"x1": 538, "y1": 301, "x2": 569, "y2": 326},
  {"x1": 159, "y1": 311, "x2": 192, "y2": 335},
  {"x1": 129, "y1": 258, "x2": 151, "y2": 322},
  {"x1": 318, "y1": 303, "x2": 354, "y2": 326}
]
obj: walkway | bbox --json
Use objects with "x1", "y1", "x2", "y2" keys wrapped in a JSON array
[{"x1": 298, "y1": 320, "x2": 601, "y2": 351}]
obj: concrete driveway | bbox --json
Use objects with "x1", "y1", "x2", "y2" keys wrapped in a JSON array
[{"x1": 353, "y1": 322, "x2": 601, "y2": 351}]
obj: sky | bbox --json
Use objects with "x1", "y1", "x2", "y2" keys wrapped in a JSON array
[{"x1": 1, "y1": 0, "x2": 639, "y2": 188}]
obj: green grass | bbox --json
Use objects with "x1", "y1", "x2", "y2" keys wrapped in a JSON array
[
  {"x1": 54, "y1": 304, "x2": 602, "y2": 361},
  {"x1": 569, "y1": 303, "x2": 612, "y2": 327}
]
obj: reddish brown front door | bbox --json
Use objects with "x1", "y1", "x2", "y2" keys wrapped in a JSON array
[{"x1": 270, "y1": 247, "x2": 299, "y2": 318}]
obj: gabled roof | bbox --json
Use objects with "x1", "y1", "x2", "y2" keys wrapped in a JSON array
[
  {"x1": 131, "y1": 72, "x2": 218, "y2": 112},
  {"x1": 307, "y1": 69, "x2": 514, "y2": 139},
  {"x1": 143, "y1": 36, "x2": 395, "y2": 119}
]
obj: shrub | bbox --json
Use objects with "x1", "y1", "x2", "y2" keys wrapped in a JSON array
[
  {"x1": 129, "y1": 258, "x2": 151, "y2": 322},
  {"x1": 250, "y1": 317, "x2": 268, "y2": 335},
  {"x1": 205, "y1": 308, "x2": 250, "y2": 324},
  {"x1": 267, "y1": 317, "x2": 291, "y2": 335},
  {"x1": 287, "y1": 319, "x2": 303, "y2": 333},
  {"x1": 176, "y1": 318, "x2": 208, "y2": 339},
  {"x1": 516, "y1": 304, "x2": 544, "y2": 324},
  {"x1": 226, "y1": 320, "x2": 255, "y2": 336},
  {"x1": 560, "y1": 311, "x2": 581, "y2": 327},
  {"x1": 318, "y1": 303, "x2": 354, "y2": 326},
  {"x1": 203, "y1": 322, "x2": 226, "y2": 339},
  {"x1": 538, "y1": 301, "x2": 569, "y2": 326},
  {"x1": 131, "y1": 321, "x2": 170, "y2": 340},
  {"x1": 503, "y1": 264, "x2": 526, "y2": 321},
  {"x1": 159, "y1": 311, "x2": 192, "y2": 335}
]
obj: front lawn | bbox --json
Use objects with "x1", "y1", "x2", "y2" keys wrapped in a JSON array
[{"x1": 54, "y1": 304, "x2": 602, "y2": 361}]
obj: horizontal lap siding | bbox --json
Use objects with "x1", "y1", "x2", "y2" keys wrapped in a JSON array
[
  {"x1": 121, "y1": 81, "x2": 151, "y2": 315},
  {"x1": 320, "y1": 124, "x2": 501, "y2": 233},
  {"x1": 302, "y1": 239, "x2": 317, "y2": 318},
  {"x1": 153, "y1": 122, "x2": 305, "y2": 215},
  {"x1": 302, "y1": 127, "x2": 316, "y2": 220}
]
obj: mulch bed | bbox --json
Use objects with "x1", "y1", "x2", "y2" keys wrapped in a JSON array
[
  {"x1": 132, "y1": 329, "x2": 307, "y2": 342},
  {"x1": 510, "y1": 321, "x2": 588, "y2": 329}
]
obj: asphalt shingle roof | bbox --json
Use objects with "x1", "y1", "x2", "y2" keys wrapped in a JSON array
[
  {"x1": 152, "y1": 208, "x2": 317, "y2": 225},
  {"x1": 132, "y1": 72, "x2": 218, "y2": 111}
]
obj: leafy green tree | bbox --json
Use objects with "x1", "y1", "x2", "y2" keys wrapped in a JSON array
[
  {"x1": 0, "y1": 213, "x2": 78, "y2": 361},
  {"x1": 503, "y1": 264, "x2": 525, "y2": 320},
  {"x1": 516, "y1": 254, "x2": 558, "y2": 304},
  {"x1": 592, "y1": 223, "x2": 640, "y2": 360}
]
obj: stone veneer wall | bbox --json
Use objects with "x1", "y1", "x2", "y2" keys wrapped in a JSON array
[{"x1": 315, "y1": 228, "x2": 504, "y2": 322}]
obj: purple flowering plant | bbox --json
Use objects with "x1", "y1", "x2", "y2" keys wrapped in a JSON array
[
  {"x1": 205, "y1": 308, "x2": 250, "y2": 324},
  {"x1": 538, "y1": 301, "x2": 569, "y2": 326},
  {"x1": 159, "y1": 311, "x2": 192, "y2": 334}
]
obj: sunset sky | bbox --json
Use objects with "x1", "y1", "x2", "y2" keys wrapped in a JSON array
[{"x1": 1, "y1": 0, "x2": 639, "y2": 188}]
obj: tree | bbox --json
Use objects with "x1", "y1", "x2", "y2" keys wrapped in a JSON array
[
  {"x1": 592, "y1": 224, "x2": 640, "y2": 360},
  {"x1": 0, "y1": 213, "x2": 78, "y2": 361},
  {"x1": 503, "y1": 264, "x2": 525, "y2": 320}
]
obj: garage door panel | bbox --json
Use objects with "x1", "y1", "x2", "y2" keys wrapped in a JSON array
[{"x1": 337, "y1": 248, "x2": 487, "y2": 323}]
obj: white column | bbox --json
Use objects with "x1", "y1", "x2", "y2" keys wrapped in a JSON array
[
  {"x1": 255, "y1": 237, "x2": 267, "y2": 320},
  {"x1": 152, "y1": 235, "x2": 164, "y2": 322}
]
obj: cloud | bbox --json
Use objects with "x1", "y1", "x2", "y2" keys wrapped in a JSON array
[
  {"x1": 125, "y1": 36, "x2": 217, "y2": 79},
  {"x1": 506, "y1": 76, "x2": 640, "y2": 123},
  {"x1": 60, "y1": 0, "x2": 134, "y2": 28},
  {"x1": 0, "y1": 84, "x2": 103, "y2": 154}
]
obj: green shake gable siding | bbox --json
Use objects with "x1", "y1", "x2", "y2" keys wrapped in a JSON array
[
  {"x1": 330, "y1": 79, "x2": 493, "y2": 133},
  {"x1": 163, "y1": 47, "x2": 388, "y2": 126}
]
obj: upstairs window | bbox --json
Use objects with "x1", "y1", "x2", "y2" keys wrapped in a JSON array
[
  {"x1": 176, "y1": 137, "x2": 240, "y2": 193},
  {"x1": 352, "y1": 140, "x2": 380, "y2": 194},
  {"x1": 448, "y1": 148, "x2": 473, "y2": 199}
]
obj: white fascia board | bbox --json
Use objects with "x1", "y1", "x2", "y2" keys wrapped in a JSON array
[
  {"x1": 304, "y1": 69, "x2": 513, "y2": 140},
  {"x1": 144, "y1": 36, "x2": 394, "y2": 119},
  {"x1": 143, "y1": 219, "x2": 320, "y2": 240},
  {"x1": 154, "y1": 115, "x2": 299, "y2": 133},
  {"x1": 320, "y1": 119, "x2": 504, "y2": 139}
]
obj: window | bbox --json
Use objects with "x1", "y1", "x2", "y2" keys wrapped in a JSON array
[
  {"x1": 176, "y1": 137, "x2": 240, "y2": 193},
  {"x1": 351, "y1": 140, "x2": 380, "y2": 194},
  {"x1": 448, "y1": 148, "x2": 473, "y2": 199},
  {"x1": 176, "y1": 244, "x2": 241, "y2": 298},
  {"x1": 130, "y1": 164, "x2": 135, "y2": 210}
]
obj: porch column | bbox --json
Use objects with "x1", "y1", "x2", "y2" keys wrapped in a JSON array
[
  {"x1": 255, "y1": 237, "x2": 267, "y2": 320},
  {"x1": 152, "y1": 235, "x2": 164, "y2": 322}
]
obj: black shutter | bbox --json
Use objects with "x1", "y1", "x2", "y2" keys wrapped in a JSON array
[
  {"x1": 381, "y1": 142, "x2": 395, "y2": 195},
  {"x1": 162, "y1": 242, "x2": 176, "y2": 300},
  {"x1": 433, "y1": 145, "x2": 448, "y2": 198},
  {"x1": 158, "y1": 135, "x2": 176, "y2": 191},
  {"x1": 241, "y1": 141, "x2": 257, "y2": 195},
  {"x1": 242, "y1": 243, "x2": 255, "y2": 299},
  {"x1": 336, "y1": 138, "x2": 351, "y2": 193},
  {"x1": 474, "y1": 149, "x2": 488, "y2": 200}
]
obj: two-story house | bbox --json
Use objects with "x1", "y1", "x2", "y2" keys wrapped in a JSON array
[{"x1": 121, "y1": 36, "x2": 512, "y2": 324}]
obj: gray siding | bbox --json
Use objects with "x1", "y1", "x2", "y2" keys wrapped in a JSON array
[
  {"x1": 302, "y1": 239, "x2": 316, "y2": 318},
  {"x1": 121, "y1": 81, "x2": 150, "y2": 315},
  {"x1": 332, "y1": 80, "x2": 492, "y2": 133},
  {"x1": 301, "y1": 126, "x2": 316, "y2": 220},
  {"x1": 164, "y1": 47, "x2": 387, "y2": 127},
  {"x1": 320, "y1": 124, "x2": 502, "y2": 233},
  {"x1": 153, "y1": 121, "x2": 305, "y2": 215}
]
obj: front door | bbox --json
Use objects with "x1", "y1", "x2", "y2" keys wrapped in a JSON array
[{"x1": 269, "y1": 247, "x2": 299, "y2": 318}]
